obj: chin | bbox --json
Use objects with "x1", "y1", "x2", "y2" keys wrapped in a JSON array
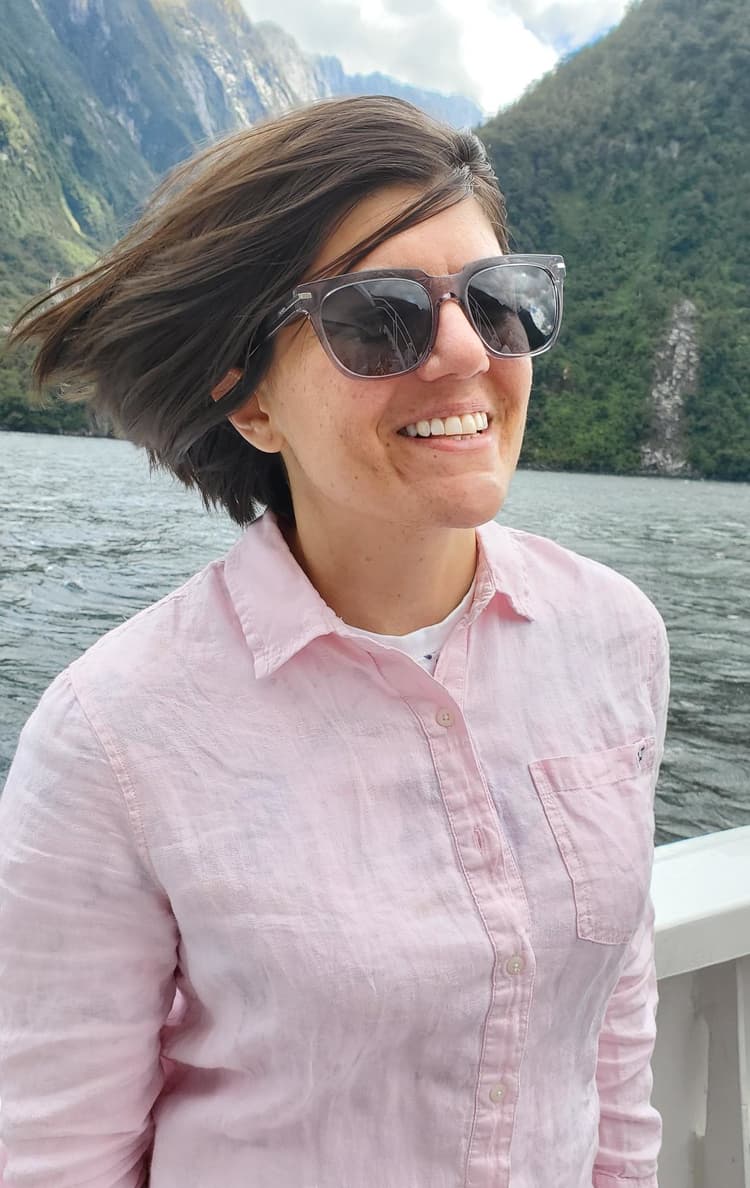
[{"x1": 434, "y1": 482, "x2": 508, "y2": 529}]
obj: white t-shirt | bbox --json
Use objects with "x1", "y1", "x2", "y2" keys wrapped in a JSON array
[{"x1": 342, "y1": 579, "x2": 476, "y2": 675}]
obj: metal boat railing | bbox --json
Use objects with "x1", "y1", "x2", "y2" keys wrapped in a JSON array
[{"x1": 653, "y1": 825, "x2": 750, "y2": 1187}]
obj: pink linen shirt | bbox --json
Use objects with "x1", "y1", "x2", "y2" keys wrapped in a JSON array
[{"x1": 0, "y1": 510, "x2": 670, "y2": 1188}]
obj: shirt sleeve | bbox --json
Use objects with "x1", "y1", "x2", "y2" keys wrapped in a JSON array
[
  {"x1": 0, "y1": 670, "x2": 179, "y2": 1188},
  {"x1": 592, "y1": 610, "x2": 670, "y2": 1188}
]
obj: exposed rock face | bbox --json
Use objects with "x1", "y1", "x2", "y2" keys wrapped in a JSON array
[
  {"x1": 640, "y1": 298, "x2": 698, "y2": 476},
  {"x1": 313, "y1": 57, "x2": 483, "y2": 129},
  {"x1": 36, "y1": 0, "x2": 481, "y2": 181}
]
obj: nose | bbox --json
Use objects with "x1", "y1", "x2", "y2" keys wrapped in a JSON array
[{"x1": 416, "y1": 294, "x2": 490, "y2": 381}]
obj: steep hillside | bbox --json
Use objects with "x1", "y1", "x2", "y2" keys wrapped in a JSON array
[
  {"x1": 480, "y1": 0, "x2": 749, "y2": 479},
  {"x1": 0, "y1": 0, "x2": 158, "y2": 431},
  {"x1": 3, "y1": 0, "x2": 746, "y2": 479},
  {"x1": 0, "y1": 0, "x2": 480, "y2": 432},
  {"x1": 314, "y1": 56, "x2": 482, "y2": 129}
]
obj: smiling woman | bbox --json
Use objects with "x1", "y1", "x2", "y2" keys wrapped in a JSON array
[
  {"x1": 0, "y1": 96, "x2": 669, "y2": 1188},
  {"x1": 210, "y1": 188, "x2": 557, "y2": 631}
]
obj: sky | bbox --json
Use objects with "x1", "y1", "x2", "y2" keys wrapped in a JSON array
[{"x1": 239, "y1": 0, "x2": 632, "y2": 115}]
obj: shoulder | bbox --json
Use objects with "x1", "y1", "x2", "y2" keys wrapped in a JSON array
[
  {"x1": 66, "y1": 550, "x2": 244, "y2": 708},
  {"x1": 502, "y1": 523, "x2": 666, "y2": 634}
]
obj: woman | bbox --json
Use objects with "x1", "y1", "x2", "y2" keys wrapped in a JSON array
[{"x1": 0, "y1": 96, "x2": 669, "y2": 1188}]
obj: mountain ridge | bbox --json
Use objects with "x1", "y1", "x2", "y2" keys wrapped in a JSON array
[
  {"x1": 1, "y1": 0, "x2": 747, "y2": 480},
  {"x1": 478, "y1": 0, "x2": 749, "y2": 479},
  {"x1": 0, "y1": 0, "x2": 482, "y2": 433}
]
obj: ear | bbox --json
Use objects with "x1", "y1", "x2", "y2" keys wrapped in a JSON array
[{"x1": 209, "y1": 367, "x2": 285, "y2": 454}]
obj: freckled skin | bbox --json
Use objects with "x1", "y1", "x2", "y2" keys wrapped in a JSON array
[{"x1": 219, "y1": 184, "x2": 533, "y2": 634}]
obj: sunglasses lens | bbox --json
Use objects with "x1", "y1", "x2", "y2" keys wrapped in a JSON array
[
  {"x1": 467, "y1": 265, "x2": 558, "y2": 356},
  {"x1": 320, "y1": 279, "x2": 432, "y2": 377}
]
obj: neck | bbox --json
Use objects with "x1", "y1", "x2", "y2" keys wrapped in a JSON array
[{"x1": 281, "y1": 510, "x2": 478, "y2": 636}]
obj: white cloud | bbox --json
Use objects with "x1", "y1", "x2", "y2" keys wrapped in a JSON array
[
  {"x1": 500, "y1": 0, "x2": 629, "y2": 46},
  {"x1": 456, "y1": 0, "x2": 558, "y2": 110},
  {"x1": 240, "y1": 0, "x2": 629, "y2": 114}
]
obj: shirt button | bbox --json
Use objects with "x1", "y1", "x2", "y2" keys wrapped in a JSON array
[
  {"x1": 489, "y1": 1084, "x2": 506, "y2": 1103},
  {"x1": 505, "y1": 955, "x2": 525, "y2": 975},
  {"x1": 435, "y1": 708, "x2": 453, "y2": 728}
]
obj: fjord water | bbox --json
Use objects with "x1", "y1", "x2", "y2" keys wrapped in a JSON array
[{"x1": 1, "y1": 430, "x2": 747, "y2": 845}]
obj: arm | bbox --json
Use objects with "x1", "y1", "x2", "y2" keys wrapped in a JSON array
[
  {"x1": 0, "y1": 670, "x2": 178, "y2": 1187},
  {"x1": 593, "y1": 610, "x2": 670, "y2": 1188}
]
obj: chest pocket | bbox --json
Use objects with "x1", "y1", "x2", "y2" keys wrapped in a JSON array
[{"x1": 528, "y1": 735, "x2": 657, "y2": 945}]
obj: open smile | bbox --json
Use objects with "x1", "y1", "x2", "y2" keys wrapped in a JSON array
[
  {"x1": 396, "y1": 410, "x2": 495, "y2": 449},
  {"x1": 398, "y1": 411, "x2": 490, "y2": 439}
]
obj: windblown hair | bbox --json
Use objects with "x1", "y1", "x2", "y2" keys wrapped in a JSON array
[{"x1": 7, "y1": 95, "x2": 507, "y2": 526}]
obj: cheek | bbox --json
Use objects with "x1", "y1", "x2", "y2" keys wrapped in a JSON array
[
  {"x1": 267, "y1": 340, "x2": 395, "y2": 478},
  {"x1": 491, "y1": 360, "x2": 532, "y2": 423},
  {"x1": 508, "y1": 358, "x2": 533, "y2": 401},
  {"x1": 279, "y1": 382, "x2": 383, "y2": 483}
]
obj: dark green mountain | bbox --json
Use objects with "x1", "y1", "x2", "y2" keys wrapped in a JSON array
[
  {"x1": 1, "y1": 0, "x2": 748, "y2": 481},
  {"x1": 0, "y1": 0, "x2": 481, "y2": 434},
  {"x1": 480, "y1": 0, "x2": 749, "y2": 479},
  {"x1": 0, "y1": 0, "x2": 158, "y2": 431}
]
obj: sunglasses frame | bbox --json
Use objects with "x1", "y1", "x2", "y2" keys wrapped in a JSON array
[{"x1": 264, "y1": 253, "x2": 566, "y2": 379}]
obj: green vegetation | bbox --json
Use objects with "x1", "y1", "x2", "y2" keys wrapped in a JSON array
[
  {"x1": 0, "y1": 0, "x2": 747, "y2": 477},
  {"x1": 480, "y1": 0, "x2": 750, "y2": 479},
  {"x1": 0, "y1": 0, "x2": 155, "y2": 433}
]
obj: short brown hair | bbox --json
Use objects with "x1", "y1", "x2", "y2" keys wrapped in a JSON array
[{"x1": 7, "y1": 95, "x2": 507, "y2": 526}]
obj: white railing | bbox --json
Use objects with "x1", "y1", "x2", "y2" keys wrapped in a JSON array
[{"x1": 653, "y1": 825, "x2": 750, "y2": 1187}]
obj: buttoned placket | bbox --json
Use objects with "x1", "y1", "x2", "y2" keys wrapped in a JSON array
[{"x1": 352, "y1": 618, "x2": 535, "y2": 1188}]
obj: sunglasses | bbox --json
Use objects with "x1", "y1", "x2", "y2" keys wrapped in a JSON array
[{"x1": 263, "y1": 254, "x2": 566, "y2": 380}]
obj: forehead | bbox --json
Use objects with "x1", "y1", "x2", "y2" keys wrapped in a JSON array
[{"x1": 311, "y1": 185, "x2": 501, "y2": 277}]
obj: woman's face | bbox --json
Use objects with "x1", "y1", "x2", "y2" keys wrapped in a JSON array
[{"x1": 238, "y1": 185, "x2": 533, "y2": 536}]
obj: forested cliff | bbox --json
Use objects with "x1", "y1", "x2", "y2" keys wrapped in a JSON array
[
  {"x1": 0, "y1": 0, "x2": 480, "y2": 433},
  {"x1": 480, "y1": 0, "x2": 749, "y2": 479},
  {"x1": 1, "y1": 0, "x2": 747, "y2": 479}
]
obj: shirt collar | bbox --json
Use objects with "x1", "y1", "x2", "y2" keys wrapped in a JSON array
[{"x1": 223, "y1": 510, "x2": 535, "y2": 679}]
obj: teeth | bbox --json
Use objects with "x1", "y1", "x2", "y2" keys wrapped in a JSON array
[{"x1": 402, "y1": 411, "x2": 489, "y2": 437}]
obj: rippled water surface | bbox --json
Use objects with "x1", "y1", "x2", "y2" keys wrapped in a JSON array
[{"x1": 1, "y1": 430, "x2": 748, "y2": 844}]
